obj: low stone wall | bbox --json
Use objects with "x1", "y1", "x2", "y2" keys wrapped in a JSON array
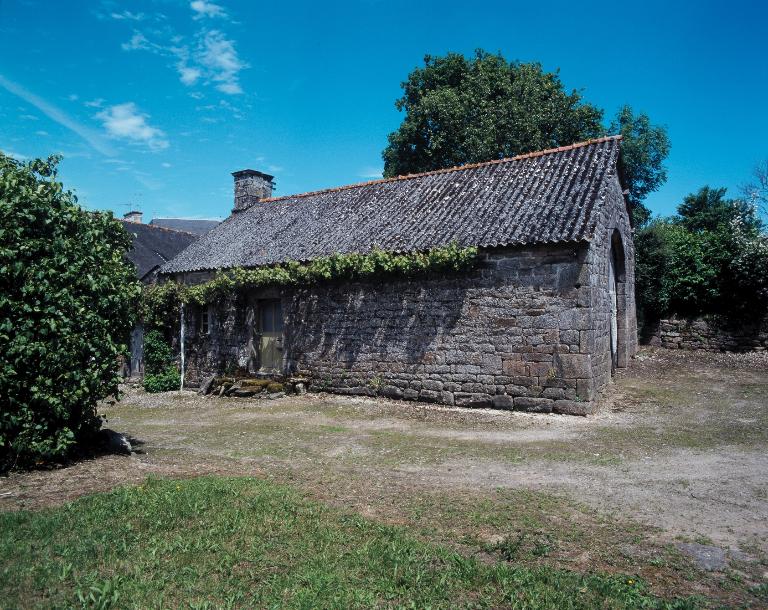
[{"x1": 644, "y1": 317, "x2": 768, "y2": 352}]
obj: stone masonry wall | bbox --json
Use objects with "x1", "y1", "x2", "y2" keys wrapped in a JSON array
[
  {"x1": 644, "y1": 317, "x2": 768, "y2": 352},
  {"x1": 179, "y1": 243, "x2": 609, "y2": 415},
  {"x1": 583, "y1": 173, "x2": 638, "y2": 393}
]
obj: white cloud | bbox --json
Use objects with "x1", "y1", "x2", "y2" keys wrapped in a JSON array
[
  {"x1": 190, "y1": 1, "x2": 227, "y2": 19},
  {"x1": 35, "y1": 130, "x2": 49, "y2": 136},
  {"x1": 0, "y1": 74, "x2": 115, "y2": 156},
  {"x1": 67, "y1": 93, "x2": 79, "y2": 101},
  {"x1": 111, "y1": 10, "x2": 145, "y2": 21},
  {"x1": 84, "y1": 98, "x2": 105, "y2": 108},
  {"x1": 122, "y1": 28, "x2": 245, "y2": 95},
  {"x1": 96, "y1": 103, "x2": 169, "y2": 151},
  {"x1": 161, "y1": 162, "x2": 172, "y2": 168},
  {"x1": 121, "y1": 31, "x2": 151, "y2": 51},
  {"x1": 196, "y1": 30, "x2": 245, "y2": 94},
  {"x1": 178, "y1": 63, "x2": 202, "y2": 86}
]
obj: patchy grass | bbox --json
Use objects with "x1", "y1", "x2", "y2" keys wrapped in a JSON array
[{"x1": 0, "y1": 476, "x2": 699, "y2": 609}]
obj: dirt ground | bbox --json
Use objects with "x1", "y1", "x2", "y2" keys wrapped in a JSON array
[{"x1": 2, "y1": 347, "x2": 767, "y2": 606}]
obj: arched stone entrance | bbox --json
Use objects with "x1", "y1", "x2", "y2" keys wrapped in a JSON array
[{"x1": 609, "y1": 230, "x2": 627, "y2": 373}]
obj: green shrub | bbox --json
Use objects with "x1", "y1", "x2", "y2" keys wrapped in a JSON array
[
  {"x1": 635, "y1": 186, "x2": 767, "y2": 327},
  {"x1": 0, "y1": 154, "x2": 140, "y2": 469},
  {"x1": 143, "y1": 330, "x2": 173, "y2": 375},
  {"x1": 266, "y1": 382, "x2": 284, "y2": 393},
  {"x1": 143, "y1": 366, "x2": 180, "y2": 394},
  {"x1": 142, "y1": 330, "x2": 179, "y2": 393}
]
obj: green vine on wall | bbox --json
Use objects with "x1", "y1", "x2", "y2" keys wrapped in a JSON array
[{"x1": 140, "y1": 243, "x2": 478, "y2": 330}]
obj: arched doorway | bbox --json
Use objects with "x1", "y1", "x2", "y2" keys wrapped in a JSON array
[{"x1": 609, "y1": 231, "x2": 626, "y2": 374}]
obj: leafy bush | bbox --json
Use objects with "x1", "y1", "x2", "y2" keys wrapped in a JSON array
[
  {"x1": 635, "y1": 186, "x2": 767, "y2": 326},
  {"x1": 0, "y1": 154, "x2": 140, "y2": 468},
  {"x1": 142, "y1": 330, "x2": 179, "y2": 393},
  {"x1": 143, "y1": 367, "x2": 180, "y2": 394}
]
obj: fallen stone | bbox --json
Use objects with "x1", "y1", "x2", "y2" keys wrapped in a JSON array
[
  {"x1": 492, "y1": 395, "x2": 514, "y2": 410},
  {"x1": 552, "y1": 400, "x2": 593, "y2": 416},
  {"x1": 100, "y1": 429, "x2": 131, "y2": 455},
  {"x1": 267, "y1": 392, "x2": 285, "y2": 399},
  {"x1": 232, "y1": 389, "x2": 256, "y2": 398},
  {"x1": 224, "y1": 381, "x2": 242, "y2": 396},
  {"x1": 198, "y1": 375, "x2": 215, "y2": 395},
  {"x1": 676, "y1": 543, "x2": 726, "y2": 571},
  {"x1": 513, "y1": 397, "x2": 553, "y2": 413},
  {"x1": 294, "y1": 382, "x2": 307, "y2": 395}
]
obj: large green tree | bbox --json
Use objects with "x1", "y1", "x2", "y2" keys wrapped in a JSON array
[
  {"x1": 0, "y1": 153, "x2": 140, "y2": 468},
  {"x1": 383, "y1": 50, "x2": 669, "y2": 225},
  {"x1": 609, "y1": 106, "x2": 670, "y2": 226}
]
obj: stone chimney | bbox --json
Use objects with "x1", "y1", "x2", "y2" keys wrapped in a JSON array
[
  {"x1": 232, "y1": 169, "x2": 275, "y2": 213},
  {"x1": 123, "y1": 210, "x2": 143, "y2": 223}
]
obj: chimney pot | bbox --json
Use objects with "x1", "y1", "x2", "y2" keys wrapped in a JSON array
[
  {"x1": 123, "y1": 210, "x2": 143, "y2": 223},
  {"x1": 232, "y1": 169, "x2": 275, "y2": 213}
]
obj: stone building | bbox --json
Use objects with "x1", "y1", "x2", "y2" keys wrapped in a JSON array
[
  {"x1": 161, "y1": 136, "x2": 637, "y2": 414},
  {"x1": 121, "y1": 212, "x2": 202, "y2": 376}
]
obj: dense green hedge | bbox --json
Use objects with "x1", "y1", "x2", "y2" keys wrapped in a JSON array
[
  {"x1": 0, "y1": 154, "x2": 140, "y2": 468},
  {"x1": 635, "y1": 186, "x2": 767, "y2": 326}
]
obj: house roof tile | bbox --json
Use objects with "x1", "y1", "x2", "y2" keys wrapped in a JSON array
[{"x1": 162, "y1": 136, "x2": 622, "y2": 274}]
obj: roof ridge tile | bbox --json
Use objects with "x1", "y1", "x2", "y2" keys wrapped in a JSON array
[{"x1": 261, "y1": 135, "x2": 622, "y2": 203}]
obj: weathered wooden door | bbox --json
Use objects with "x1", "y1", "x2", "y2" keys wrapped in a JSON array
[
  {"x1": 608, "y1": 250, "x2": 618, "y2": 372},
  {"x1": 258, "y1": 299, "x2": 283, "y2": 372}
]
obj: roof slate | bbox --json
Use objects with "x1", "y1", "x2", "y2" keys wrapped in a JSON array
[
  {"x1": 122, "y1": 222, "x2": 199, "y2": 282},
  {"x1": 162, "y1": 136, "x2": 622, "y2": 274},
  {"x1": 149, "y1": 218, "x2": 221, "y2": 235}
]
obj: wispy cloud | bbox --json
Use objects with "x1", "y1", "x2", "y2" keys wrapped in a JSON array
[
  {"x1": 196, "y1": 30, "x2": 245, "y2": 94},
  {"x1": 190, "y1": 1, "x2": 227, "y2": 20},
  {"x1": 96, "y1": 103, "x2": 169, "y2": 151},
  {"x1": 0, "y1": 74, "x2": 115, "y2": 156},
  {"x1": 119, "y1": 3, "x2": 245, "y2": 96},
  {"x1": 111, "y1": 10, "x2": 145, "y2": 21}
]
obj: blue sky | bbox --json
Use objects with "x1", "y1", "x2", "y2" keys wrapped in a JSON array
[{"x1": 1, "y1": 0, "x2": 765, "y2": 221}]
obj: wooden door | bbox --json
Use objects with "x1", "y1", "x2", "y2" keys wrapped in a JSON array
[{"x1": 258, "y1": 299, "x2": 283, "y2": 372}]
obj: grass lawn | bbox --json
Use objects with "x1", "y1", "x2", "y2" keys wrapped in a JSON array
[{"x1": 0, "y1": 476, "x2": 699, "y2": 609}]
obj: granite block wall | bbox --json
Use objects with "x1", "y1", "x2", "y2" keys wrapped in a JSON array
[
  {"x1": 644, "y1": 317, "x2": 768, "y2": 351},
  {"x1": 178, "y1": 242, "x2": 618, "y2": 415}
]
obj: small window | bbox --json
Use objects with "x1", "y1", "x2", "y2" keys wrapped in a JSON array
[{"x1": 200, "y1": 306, "x2": 212, "y2": 335}]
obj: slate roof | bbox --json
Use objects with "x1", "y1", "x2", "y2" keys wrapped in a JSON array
[
  {"x1": 121, "y1": 222, "x2": 199, "y2": 282},
  {"x1": 162, "y1": 136, "x2": 623, "y2": 274},
  {"x1": 149, "y1": 218, "x2": 221, "y2": 235}
]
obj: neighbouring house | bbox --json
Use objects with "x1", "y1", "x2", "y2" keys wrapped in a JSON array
[
  {"x1": 149, "y1": 217, "x2": 221, "y2": 235},
  {"x1": 121, "y1": 211, "x2": 201, "y2": 376},
  {"x1": 161, "y1": 136, "x2": 637, "y2": 414}
]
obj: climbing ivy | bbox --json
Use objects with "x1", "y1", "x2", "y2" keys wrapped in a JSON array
[{"x1": 140, "y1": 243, "x2": 478, "y2": 329}]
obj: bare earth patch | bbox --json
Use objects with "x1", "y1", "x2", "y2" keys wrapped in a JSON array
[{"x1": 2, "y1": 347, "x2": 767, "y2": 606}]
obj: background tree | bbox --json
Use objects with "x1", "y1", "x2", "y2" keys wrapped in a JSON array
[
  {"x1": 0, "y1": 153, "x2": 140, "y2": 469},
  {"x1": 383, "y1": 50, "x2": 669, "y2": 224},
  {"x1": 634, "y1": 185, "x2": 767, "y2": 328},
  {"x1": 609, "y1": 106, "x2": 670, "y2": 226},
  {"x1": 742, "y1": 159, "x2": 768, "y2": 219}
]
